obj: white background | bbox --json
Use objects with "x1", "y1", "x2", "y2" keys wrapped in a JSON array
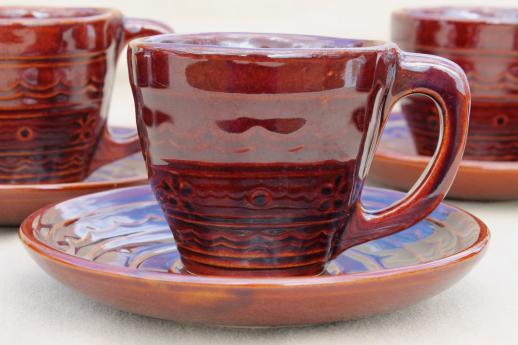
[{"x1": 1, "y1": 0, "x2": 518, "y2": 344}]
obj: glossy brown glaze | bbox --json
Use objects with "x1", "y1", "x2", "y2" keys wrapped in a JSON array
[
  {"x1": 19, "y1": 185, "x2": 490, "y2": 327},
  {"x1": 0, "y1": 128, "x2": 146, "y2": 226},
  {"x1": 0, "y1": 7, "x2": 172, "y2": 183},
  {"x1": 371, "y1": 113, "x2": 518, "y2": 200},
  {"x1": 393, "y1": 7, "x2": 518, "y2": 161},
  {"x1": 128, "y1": 33, "x2": 470, "y2": 276}
]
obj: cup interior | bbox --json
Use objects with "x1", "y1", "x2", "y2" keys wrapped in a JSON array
[
  {"x1": 0, "y1": 7, "x2": 110, "y2": 21},
  {"x1": 138, "y1": 32, "x2": 385, "y2": 52},
  {"x1": 402, "y1": 7, "x2": 518, "y2": 24}
]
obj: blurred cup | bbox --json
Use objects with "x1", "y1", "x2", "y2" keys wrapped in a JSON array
[
  {"x1": 0, "y1": 7, "x2": 172, "y2": 183},
  {"x1": 393, "y1": 7, "x2": 518, "y2": 161}
]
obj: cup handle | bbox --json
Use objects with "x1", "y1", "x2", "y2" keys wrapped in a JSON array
[
  {"x1": 120, "y1": 17, "x2": 174, "y2": 47},
  {"x1": 335, "y1": 51, "x2": 470, "y2": 254},
  {"x1": 88, "y1": 18, "x2": 173, "y2": 175}
]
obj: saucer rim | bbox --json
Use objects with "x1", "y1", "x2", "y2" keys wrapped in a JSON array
[
  {"x1": 19, "y1": 185, "x2": 490, "y2": 287},
  {"x1": 376, "y1": 149, "x2": 518, "y2": 171},
  {"x1": 0, "y1": 174, "x2": 146, "y2": 191}
]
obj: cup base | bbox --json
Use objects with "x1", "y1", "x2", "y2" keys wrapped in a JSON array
[{"x1": 180, "y1": 259, "x2": 326, "y2": 277}]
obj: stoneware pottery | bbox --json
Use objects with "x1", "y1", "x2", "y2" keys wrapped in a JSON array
[
  {"x1": 393, "y1": 6, "x2": 518, "y2": 161},
  {"x1": 0, "y1": 127, "x2": 147, "y2": 226},
  {"x1": 0, "y1": 6, "x2": 172, "y2": 183},
  {"x1": 370, "y1": 113, "x2": 518, "y2": 201},
  {"x1": 128, "y1": 32, "x2": 470, "y2": 276},
  {"x1": 19, "y1": 185, "x2": 489, "y2": 327}
]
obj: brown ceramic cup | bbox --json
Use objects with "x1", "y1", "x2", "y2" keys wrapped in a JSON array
[
  {"x1": 393, "y1": 7, "x2": 518, "y2": 161},
  {"x1": 0, "y1": 7, "x2": 172, "y2": 183},
  {"x1": 128, "y1": 33, "x2": 470, "y2": 277}
]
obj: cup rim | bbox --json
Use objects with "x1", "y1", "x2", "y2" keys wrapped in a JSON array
[
  {"x1": 0, "y1": 6, "x2": 121, "y2": 26},
  {"x1": 393, "y1": 6, "x2": 518, "y2": 26},
  {"x1": 129, "y1": 32, "x2": 394, "y2": 56}
]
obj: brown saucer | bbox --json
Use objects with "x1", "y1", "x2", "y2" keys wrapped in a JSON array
[
  {"x1": 371, "y1": 114, "x2": 518, "y2": 201},
  {"x1": 20, "y1": 185, "x2": 489, "y2": 327},
  {"x1": 0, "y1": 127, "x2": 146, "y2": 225}
]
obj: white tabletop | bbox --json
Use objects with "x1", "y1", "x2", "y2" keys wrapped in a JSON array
[{"x1": 2, "y1": 0, "x2": 518, "y2": 343}]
